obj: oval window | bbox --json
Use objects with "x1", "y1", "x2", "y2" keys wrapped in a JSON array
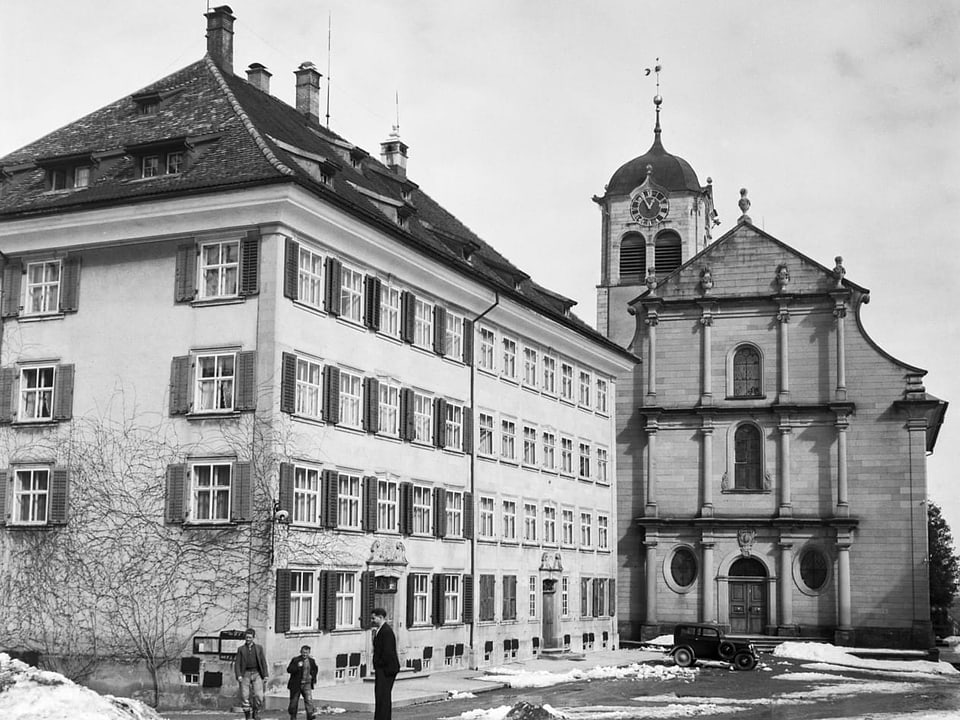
[
  {"x1": 800, "y1": 549, "x2": 829, "y2": 590},
  {"x1": 670, "y1": 547, "x2": 698, "y2": 588}
]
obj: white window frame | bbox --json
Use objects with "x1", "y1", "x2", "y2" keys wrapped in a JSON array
[
  {"x1": 380, "y1": 284, "x2": 402, "y2": 339},
  {"x1": 338, "y1": 370, "x2": 363, "y2": 429},
  {"x1": 411, "y1": 573, "x2": 429, "y2": 625},
  {"x1": 578, "y1": 370, "x2": 592, "y2": 408},
  {"x1": 166, "y1": 151, "x2": 184, "y2": 175},
  {"x1": 560, "y1": 436, "x2": 574, "y2": 476},
  {"x1": 142, "y1": 155, "x2": 160, "y2": 178},
  {"x1": 195, "y1": 352, "x2": 236, "y2": 413},
  {"x1": 596, "y1": 377, "x2": 609, "y2": 415},
  {"x1": 578, "y1": 441, "x2": 592, "y2": 480},
  {"x1": 561, "y1": 576, "x2": 570, "y2": 617},
  {"x1": 598, "y1": 514, "x2": 610, "y2": 550},
  {"x1": 542, "y1": 355, "x2": 557, "y2": 395},
  {"x1": 295, "y1": 357, "x2": 322, "y2": 419},
  {"x1": 18, "y1": 365, "x2": 56, "y2": 422},
  {"x1": 412, "y1": 484, "x2": 432, "y2": 535},
  {"x1": 337, "y1": 473, "x2": 362, "y2": 530},
  {"x1": 413, "y1": 391, "x2": 433, "y2": 444},
  {"x1": 444, "y1": 403, "x2": 463, "y2": 451},
  {"x1": 522, "y1": 425, "x2": 537, "y2": 466},
  {"x1": 561, "y1": 508, "x2": 575, "y2": 546},
  {"x1": 293, "y1": 464, "x2": 321, "y2": 525},
  {"x1": 502, "y1": 499, "x2": 517, "y2": 542},
  {"x1": 339, "y1": 265, "x2": 364, "y2": 324},
  {"x1": 580, "y1": 511, "x2": 593, "y2": 549},
  {"x1": 12, "y1": 467, "x2": 50, "y2": 525},
  {"x1": 479, "y1": 496, "x2": 496, "y2": 539},
  {"x1": 529, "y1": 575, "x2": 538, "y2": 618},
  {"x1": 597, "y1": 447, "x2": 609, "y2": 485},
  {"x1": 289, "y1": 569, "x2": 315, "y2": 630},
  {"x1": 445, "y1": 490, "x2": 463, "y2": 538},
  {"x1": 478, "y1": 327, "x2": 496, "y2": 372},
  {"x1": 501, "y1": 336, "x2": 517, "y2": 380},
  {"x1": 500, "y1": 418, "x2": 516, "y2": 461},
  {"x1": 414, "y1": 298, "x2": 433, "y2": 349},
  {"x1": 298, "y1": 246, "x2": 324, "y2": 309},
  {"x1": 24, "y1": 260, "x2": 61, "y2": 315},
  {"x1": 542, "y1": 431, "x2": 556, "y2": 472},
  {"x1": 445, "y1": 311, "x2": 463, "y2": 358},
  {"x1": 443, "y1": 575, "x2": 461, "y2": 624},
  {"x1": 335, "y1": 571, "x2": 358, "y2": 628},
  {"x1": 198, "y1": 238, "x2": 240, "y2": 299},
  {"x1": 523, "y1": 502, "x2": 538, "y2": 543},
  {"x1": 377, "y1": 477, "x2": 400, "y2": 533},
  {"x1": 377, "y1": 381, "x2": 400, "y2": 436},
  {"x1": 543, "y1": 504, "x2": 557, "y2": 545},
  {"x1": 478, "y1": 412, "x2": 495, "y2": 457},
  {"x1": 190, "y1": 461, "x2": 232, "y2": 523},
  {"x1": 522, "y1": 347, "x2": 538, "y2": 387},
  {"x1": 560, "y1": 362, "x2": 574, "y2": 402}
]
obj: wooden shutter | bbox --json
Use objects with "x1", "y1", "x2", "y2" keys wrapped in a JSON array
[
  {"x1": 324, "y1": 257, "x2": 342, "y2": 315},
  {"x1": 48, "y1": 468, "x2": 69, "y2": 525},
  {"x1": 406, "y1": 575, "x2": 416, "y2": 627},
  {"x1": 320, "y1": 570, "x2": 337, "y2": 630},
  {"x1": 592, "y1": 578, "x2": 600, "y2": 618},
  {"x1": 275, "y1": 569, "x2": 292, "y2": 633},
  {"x1": 433, "y1": 306, "x2": 447, "y2": 355},
  {"x1": 165, "y1": 464, "x2": 187, "y2": 524},
  {"x1": 399, "y1": 482, "x2": 413, "y2": 535},
  {"x1": 462, "y1": 410, "x2": 473, "y2": 455},
  {"x1": 433, "y1": 487, "x2": 447, "y2": 538},
  {"x1": 52, "y1": 364, "x2": 75, "y2": 421},
  {"x1": 364, "y1": 275, "x2": 381, "y2": 330},
  {"x1": 280, "y1": 352, "x2": 297, "y2": 414},
  {"x1": 360, "y1": 571, "x2": 375, "y2": 629},
  {"x1": 1, "y1": 260, "x2": 22, "y2": 317},
  {"x1": 399, "y1": 388, "x2": 415, "y2": 441},
  {"x1": 322, "y1": 469, "x2": 339, "y2": 528},
  {"x1": 0, "y1": 368, "x2": 12, "y2": 424},
  {"x1": 174, "y1": 243, "x2": 196, "y2": 303},
  {"x1": 363, "y1": 377, "x2": 379, "y2": 433},
  {"x1": 608, "y1": 578, "x2": 616, "y2": 617},
  {"x1": 400, "y1": 291, "x2": 416, "y2": 343},
  {"x1": 169, "y1": 356, "x2": 192, "y2": 415},
  {"x1": 462, "y1": 492, "x2": 474, "y2": 540},
  {"x1": 59, "y1": 256, "x2": 81, "y2": 312},
  {"x1": 231, "y1": 462, "x2": 252, "y2": 522},
  {"x1": 322, "y1": 365, "x2": 340, "y2": 424},
  {"x1": 234, "y1": 351, "x2": 257, "y2": 411},
  {"x1": 462, "y1": 574, "x2": 474, "y2": 624},
  {"x1": 462, "y1": 318, "x2": 474, "y2": 365},
  {"x1": 239, "y1": 229, "x2": 260, "y2": 296},
  {"x1": 0, "y1": 470, "x2": 7, "y2": 527},
  {"x1": 431, "y1": 573, "x2": 445, "y2": 626},
  {"x1": 283, "y1": 237, "x2": 299, "y2": 300},
  {"x1": 433, "y1": 397, "x2": 447, "y2": 448},
  {"x1": 362, "y1": 475, "x2": 378, "y2": 532},
  {"x1": 278, "y1": 462, "x2": 294, "y2": 518}
]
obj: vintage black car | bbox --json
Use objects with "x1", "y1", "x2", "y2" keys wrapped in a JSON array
[{"x1": 668, "y1": 623, "x2": 760, "y2": 670}]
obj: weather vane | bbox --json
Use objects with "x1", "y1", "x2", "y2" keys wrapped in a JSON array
[{"x1": 644, "y1": 58, "x2": 663, "y2": 132}]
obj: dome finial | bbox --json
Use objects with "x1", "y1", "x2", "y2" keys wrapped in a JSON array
[{"x1": 645, "y1": 58, "x2": 663, "y2": 136}]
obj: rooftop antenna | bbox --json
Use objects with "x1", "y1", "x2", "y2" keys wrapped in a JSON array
[
  {"x1": 325, "y1": 11, "x2": 332, "y2": 128},
  {"x1": 395, "y1": 90, "x2": 400, "y2": 133}
]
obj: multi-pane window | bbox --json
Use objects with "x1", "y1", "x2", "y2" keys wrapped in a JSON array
[
  {"x1": 596, "y1": 378, "x2": 609, "y2": 414},
  {"x1": 501, "y1": 337, "x2": 517, "y2": 379},
  {"x1": 414, "y1": 299, "x2": 433, "y2": 349},
  {"x1": 445, "y1": 404, "x2": 463, "y2": 451},
  {"x1": 412, "y1": 485, "x2": 432, "y2": 535},
  {"x1": 293, "y1": 465, "x2": 321, "y2": 524},
  {"x1": 446, "y1": 490, "x2": 463, "y2": 538},
  {"x1": 411, "y1": 574, "x2": 429, "y2": 625},
  {"x1": 598, "y1": 514, "x2": 610, "y2": 550},
  {"x1": 529, "y1": 575, "x2": 538, "y2": 618},
  {"x1": 734, "y1": 424, "x2": 763, "y2": 490},
  {"x1": 445, "y1": 312, "x2": 463, "y2": 358},
  {"x1": 733, "y1": 346, "x2": 762, "y2": 397},
  {"x1": 195, "y1": 352, "x2": 235, "y2": 412},
  {"x1": 542, "y1": 356, "x2": 556, "y2": 394},
  {"x1": 339, "y1": 266, "x2": 364, "y2": 323},
  {"x1": 561, "y1": 576, "x2": 570, "y2": 617},
  {"x1": 543, "y1": 505, "x2": 557, "y2": 544},
  {"x1": 19, "y1": 366, "x2": 55, "y2": 421},
  {"x1": 337, "y1": 473, "x2": 361, "y2": 529},
  {"x1": 479, "y1": 496, "x2": 495, "y2": 538},
  {"x1": 378, "y1": 382, "x2": 400, "y2": 436},
  {"x1": 296, "y1": 358, "x2": 322, "y2": 418},
  {"x1": 500, "y1": 419, "x2": 516, "y2": 461},
  {"x1": 502, "y1": 575, "x2": 517, "y2": 621},
  {"x1": 580, "y1": 512, "x2": 593, "y2": 548},
  {"x1": 74, "y1": 166, "x2": 91, "y2": 187},
  {"x1": 522, "y1": 425, "x2": 537, "y2": 466},
  {"x1": 166, "y1": 151, "x2": 184, "y2": 174},
  {"x1": 561, "y1": 508, "x2": 575, "y2": 545},
  {"x1": 339, "y1": 371, "x2": 363, "y2": 429},
  {"x1": 335, "y1": 572, "x2": 357, "y2": 628},
  {"x1": 24, "y1": 260, "x2": 61, "y2": 315},
  {"x1": 380, "y1": 285, "x2": 402, "y2": 338},
  {"x1": 560, "y1": 437, "x2": 574, "y2": 475},
  {"x1": 296, "y1": 246, "x2": 323, "y2": 308},
  {"x1": 142, "y1": 155, "x2": 161, "y2": 177},
  {"x1": 578, "y1": 442, "x2": 592, "y2": 480},
  {"x1": 478, "y1": 327, "x2": 496, "y2": 371},
  {"x1": 13, "y1": 468, "x2": 49, "y2": 524},
  {"x1": 596, "y1": 578, "x2": 607, "y2": 617},
  {"x1": 478, "y1": 412, "x2": 495, "y2": 456},
  {"x1": 523, "y1": 347, "x2": 538, "y2": 386},
  {"x1": 377, "y1": 478, "x2": 399, "y2": 532},
  {"x1": 523, "y1": 503, "x2": 538, "y2": 543},
  {"x1": 289, "y1": 571, "x2": 315, "y2": 630},
  {"x1": 560, "y1": 362, "x2": 574, "y2": 401},
  {"x1": 581, "y1": 577, "x2": 590, "y2": 617},
  {"x1": 578, "y1": 371, "x2": 592, "y2": 407},
  {"x1": 502, "y1": 500, "x2": 517, "y2": 541},
  {"x1": 443, "y1": 575, "x2": 461, "y2": 623},
  {"x1": 192, "y1": 463, "x2": 231, "y2": 522},
  {"x1": 199, "y1": 239, "x2": 239, "y2": 299},
  {"x1": 597, "y1": 447, "x2": 609, "y2": 484},
  {"x1": 413, "y1": 392, "x2": 433, "y2": 444},
  {"x1": 542, "y1": 431, "x2": 556, "y2": 471}
]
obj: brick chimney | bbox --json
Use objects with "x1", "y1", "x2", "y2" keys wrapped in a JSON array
[
  {"x1": 294, "y1": 62, "x2": 322, "y2": 124},
  {"x1": 246, "y1": 63, "x2": 272, "y2": 93},
  {"x1": 380, "y1": 126, "x2": 408, "y2": 177},
  {"x1": 205, "y1": 5, "x2": 236, "y2": 74}
]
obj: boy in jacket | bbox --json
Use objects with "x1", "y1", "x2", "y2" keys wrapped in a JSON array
[{"x1": 286, "y1": 645, "x2": 319, "y2": 720}]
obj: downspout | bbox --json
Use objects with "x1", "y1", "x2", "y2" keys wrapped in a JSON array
[{"x1": 468, "y1": 292, "x2": 499, "y2": 653}]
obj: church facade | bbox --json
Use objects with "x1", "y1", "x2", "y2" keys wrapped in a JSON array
[{"x1": 597, "y1": 99, "x2": 947, "y2": 648}]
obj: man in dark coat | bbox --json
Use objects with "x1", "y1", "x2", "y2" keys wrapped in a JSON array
[
  {"x1": 371, "y1": 607, "x2": 400, "y2": 720},
  {"x1": 286, "y1": 644, "x2": 319, "y2": 720},
  {"x1": 234, "y1": 628, "x2": 269, "y2": 720}
]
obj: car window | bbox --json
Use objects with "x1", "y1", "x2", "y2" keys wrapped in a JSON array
[
  {"x1": 702, "y1": 628, "x2": 719, "y2": 639},
  {"x1": 678, "y1": 627, "x2": 696, "y2": 640}
]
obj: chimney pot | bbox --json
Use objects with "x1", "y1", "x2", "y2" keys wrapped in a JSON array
[
  {"x1": 294, "y1": 62, "x2": 323, "y2": 125},
  {"x1": 246, "y1": 63, "x2": 272, "y2": 93},
  {"x1": 205, "y1": 5, "x2": 236, "y2": 74}
]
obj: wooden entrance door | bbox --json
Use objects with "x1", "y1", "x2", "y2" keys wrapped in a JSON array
[{"x1": 729, "y1": 581, "x2": 765, "y2": 633}]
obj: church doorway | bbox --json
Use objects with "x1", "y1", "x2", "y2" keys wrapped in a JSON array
[{"x1": 728, "y1": 558, "x2": 767, "y2": 633}]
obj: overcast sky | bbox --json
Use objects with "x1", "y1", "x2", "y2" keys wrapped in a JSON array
[{"x1": 2, "y1": 1, "x2": 959, "y2": 536}]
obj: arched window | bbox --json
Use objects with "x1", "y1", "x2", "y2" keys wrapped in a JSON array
[
  {"x1": 654, "y1": 231, "x2": 682, "y2": 275},
  {"x1": 734, "y1": 424, "x2": 762, "y2": 490},
  {"x1": 732, "y1": 345, "x2": 761, "y2": 397},
  {"x1": 619, "y1": 233, "x2": 646, "y2": 281},
  {"x1": 730, "y1": 557, "x2": 767, "y2": 577},
  {"x1": 670, "y1": 547, "x2": 698, "y2": 588}
]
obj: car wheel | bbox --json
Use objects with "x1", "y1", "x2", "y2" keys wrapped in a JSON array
[
  {"x1": 673, "y1": 647, "x2": 696, "y2": 667},
  {"x1": 718, "y1": 640, "x2": 737, "y2": 660},
  {"x1": 733, "y1": 651, "x2": 758, "y2": 671}
]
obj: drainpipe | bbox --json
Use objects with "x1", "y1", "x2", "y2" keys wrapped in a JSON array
[{"x1": 468, "y1": 293, "x2": 499, "y2": 653}]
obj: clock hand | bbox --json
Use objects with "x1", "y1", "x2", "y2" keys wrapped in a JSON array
[{"x1": 643, "y1": 195, "x2": 656, "y2": 210}]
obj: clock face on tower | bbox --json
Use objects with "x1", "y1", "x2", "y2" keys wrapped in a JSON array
[{"x1": 630, "y1": 189, "x2": 670, "y2": 226}]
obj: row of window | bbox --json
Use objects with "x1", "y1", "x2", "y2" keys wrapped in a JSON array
[
  {"x1": 477, "y1": 574, "x2": 615, "y2": 623},
  {"x1": 476, "y1": 495, "x2": 610, "y2": 550}
]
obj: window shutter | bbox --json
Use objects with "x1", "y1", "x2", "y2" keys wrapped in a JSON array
[
  {"x1": 321, "y1": 570, "x2": 337, "y2": 630},
  {"x1": 322, "y1": 470, "x2": 339, "y2": 528},
  {"x1": 239, "y1": 229, "x2": 260, "y2": 296},
  {"x1": 462, "y1": 319, "x2": 474, "y2": 365},
  {"x1": 406, "y1": 575, "x2": 416, "y2": 627},
  {"x1": 278, "y1": 462, "x2": 294, "y2": 518},
  {"x1": 462, "y1": 410, "x2": 473, "y2": 455},
  {"x1": 433, "y1": 398, "x2": 447, "y2": 448},
  {"x1": 59, "y1": 256, "x2": 81, "y2": 313},
  {"x1": 363, "y1": 377, "x2": 379, "y2": 433},
  {"x1": 399, "y1": 387, "x2": 415, "y2": 441},
  {"x1": 0, "y1": 368, "x2": 13, "y2": 425},
  {"x1": 0, "y1": 470, "x2": 7, "y2": 527},
  {"x1": 48, "y1": 468, "x2": 69, "y2": 526},
  {"x1": 360, "y1": 571, "x2": 375, "y2": 629},
  {"x1": 362, "y1": 475, "x2": 378, "y2": 532},
  {"x1": 169, "y1": 356, "x2": 192, "y2": 415},
  {"x1": 322, "y1": 365, "x2": 340, "y2": 424},
  {"x1": 399, "y1": 482, "x2": 413, "y2": 535},
  {"x1": 462, "y1": 574, "x2": 474, "y2": 624},
  {"x1": 324, "y1": 257, "x2": 342, "y2": 315},
  {"x1": 231, "y1": 462, "x2": 252, "y2": 522},
  {"x1": 283, "y1": 237, "x2": 299, "y2": 300},
  {"x1": 52, "y1": 364, "x2": 75, "y2": 421},
  {"x1": 608, "y1": 578, "x2": 616, "y2": 617},
  {"x1": 174, "y1": 243, "x2": 196, "y2": 303},
  {"x1": 165, "y1": 464, "x2": 187, "y2": 524},
  {"x1": 280, "y1": 352, "x2": 297, "y2": 414},
  {"x1": 400, "y1": 291, "x2": 416, "y2": 343},
  {"x1": 431, "y1": 573, "x2": 445, "y2": 626},
  {"x1": 364, "y1": 275, "x2": 381, "y2": 330},
  {"x1": 275, "y1": 569, "x2": 292, "y2": 633},
  {"x1": 1, "y1": 260, "x2": 22, "y2": 317},
  {"x1": 592, "y1": 579, "x2": 600, "y2": 618},
  {"x1": 433, "y1": 306, "x2": 447, "y2": 355},
  {"x1": 463, "y1": 492, "x2": 474, "y2": 540},
  {"x1": 433, "y1": 487, "x2": 447, "y2": 538},
  {"x1": 234, "y1": 351, "x2": 257, "y2": 411}
]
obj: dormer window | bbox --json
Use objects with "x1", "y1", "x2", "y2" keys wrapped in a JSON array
[
  {"x1": 127, "y1": 138, "x2": 190, "y2": 179},
  {"x1": 37, "y1": 153, "x2": 95, "y2": 192},
  {"x1": 132, "y1": 91, "x2": 164, "y2": 116}
]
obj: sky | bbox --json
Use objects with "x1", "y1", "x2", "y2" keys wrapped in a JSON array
[{"x1": 1, "y1": 1, "x2": 959, "y2": 534}]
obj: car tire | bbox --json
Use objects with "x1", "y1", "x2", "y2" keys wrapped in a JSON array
[
  {"x1": 733, "y1": 651, "x2": 758, "y2": 671},
  {"x1": 673, "y1": 647, "x2": 696, "y2": 668},
  {"x1": 718, "y1": 641, "x2": 737, "y2": 660}
]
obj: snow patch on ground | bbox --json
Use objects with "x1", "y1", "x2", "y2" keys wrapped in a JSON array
[
  {"x1": 482, "y1": 662, "x2": 695, "y2": 688},
  {"x1": 774, "y1": 672, "x2": 859, "y2": 682},
  {"x1": 773, "y1": 642, "x2": 959, "y2": 676},
  {"x1": 448, "y1": 691, "x2": 477, "y2": 699}
]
